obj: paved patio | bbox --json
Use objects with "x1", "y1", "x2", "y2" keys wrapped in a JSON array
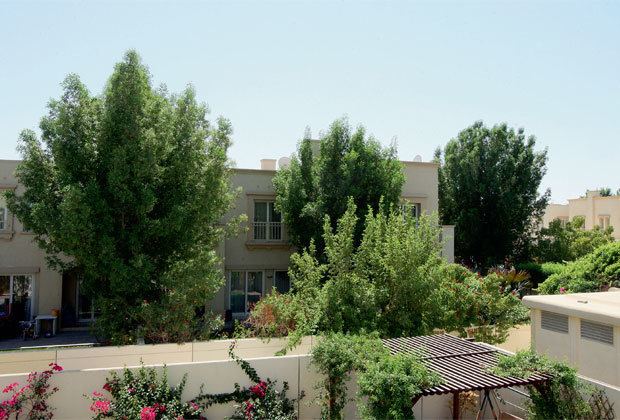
[{"x1": 0, "y1": 330, "x2": 99, "y2": 351}]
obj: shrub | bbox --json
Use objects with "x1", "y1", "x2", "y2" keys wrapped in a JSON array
[
  {"x1": 537, "y1": 242, "x2": 620, "y2": 294},
  {"x1": 195, "y1": 343, "x2": 301, "y2": 420},
  {"x1": 357, "y1": 353, "x2": 442, "y2": 420},
  {"x1": 1, "y1": 363, "x2": 63, "y2": 420},
  {"x1": 492, "y1": 350, "x2": 592, "y2": 419},
  {"x1": 310, "y1": 333, "x2": 387, "y2": 419},
  {"x1": 87, "y1": 365, "x2": 202, "y2": 419},
  {"x1": 438, "y1": 264, "x2": 529, "y2": 344}
]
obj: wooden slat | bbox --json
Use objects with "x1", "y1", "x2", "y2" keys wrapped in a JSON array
[{"x1": 382, "y1": 335, "x2": 551, "y2": 396}]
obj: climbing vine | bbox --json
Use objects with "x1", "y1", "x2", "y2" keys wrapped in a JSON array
[
  {"x1": 492, "y1": 349, "x2": 593, "y2": 419},
  {"x1": 194, "y1": 342, "x2": 302, "y2": 419},
  {"x1": 357, "y1": 353, "x2": 442, "y2": 420}
]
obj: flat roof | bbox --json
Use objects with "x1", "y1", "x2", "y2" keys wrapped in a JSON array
[{"x1": 523, "y1": 291, "x2": 620, "y2": 325}]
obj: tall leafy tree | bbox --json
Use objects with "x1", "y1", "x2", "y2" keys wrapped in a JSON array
[
  {"x1": 273, "y1": 119, "x2": 405, "y2": 254},
  {"x1": 5, "y1": 51, "x2": 238, "y2": 344},
  {"x1": 436, "y1": 121, "x2": 549, "y2": 268}
]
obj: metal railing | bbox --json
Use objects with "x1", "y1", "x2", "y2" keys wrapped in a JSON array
[{"x1": 252, "y1": 222, "x2": 283, "y2": 241}]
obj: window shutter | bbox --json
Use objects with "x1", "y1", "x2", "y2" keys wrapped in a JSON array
[
  {"x1": 541, "y1": 311, "x2": 568, "y2": 333},
  {"x1": 581, "y1": 320, "x2": 614, "y2": 345}
]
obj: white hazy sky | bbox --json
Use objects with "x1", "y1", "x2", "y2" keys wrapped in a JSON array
[{"x1": 1, "y1": 1, "x2": 618, "y2": 203}]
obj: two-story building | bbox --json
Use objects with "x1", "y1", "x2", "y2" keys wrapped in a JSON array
[
  {"x1": 542, "y1": 190, "x2": 620, "y2": 240},
  {"x1": 0, "y1": 155, "x2": 454, "y2": 327}
]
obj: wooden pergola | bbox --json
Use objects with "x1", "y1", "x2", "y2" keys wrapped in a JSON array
[{"x1": 382, "y1": 334, "x2": 550, "y2": 420}]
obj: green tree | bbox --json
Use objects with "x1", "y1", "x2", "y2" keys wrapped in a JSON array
[
  {"x1": 598, "y1": 187, "x2": 612, "y2": 197},
  {"x1": 273, "y1": 119, "x2": 405, "y2": 255},
  {"x1": 5, "y1": 51, "x2": 238, "y2": 344},
  {"x1": 436, "y1": 121, "x2": 549, "y2": 268},
  {"x1": 534, "y1": 216, "x2": 614, "y2": 263}
]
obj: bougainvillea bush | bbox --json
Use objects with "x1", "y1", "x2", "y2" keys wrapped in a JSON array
[
  {"x1": 87, "y1": 365, "x2": 202, "y2": 420},
  {"x1": 195, "y1": 343, "x2": 301, "y2": 420},
  {"x1": 0, "y1": 363, "x2": 63, "y2": 420}
]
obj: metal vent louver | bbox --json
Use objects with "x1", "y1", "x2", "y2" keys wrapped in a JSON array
[
  {"x1": 541, "y1": 311, "x2": 569, "y2": 333},
  {"x1": 581, "y1": 320, "x2": 614, "y2": 345}
]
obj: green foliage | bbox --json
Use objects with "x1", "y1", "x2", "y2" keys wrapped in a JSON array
[
  {"x1": 195, "y1": 343, "x2": 301, "y2": 420},
  {"x1": 87, "y1": 365, "x2": 202, "y2": 419},
  {"x1": 273, "y1": 119, "x2": 405, "y2": 257},
  {"x1": 310, "y1": 333, "x2": 388, "y2": 419},
  {"x1": 438, "y1": 265, "x2": 529, "y2": 344},
  {"x1": 534, "y1": 216, "x2": 614, "y2": 263},
  {"x1": 435, "y1": 121, "x2": 549, "y2": 268},
  {"x1": 492, "y1": 350, "x2": 592, "y2": 419},
  {"x1": 516, "y1": 262, "x2": 565, "y2": 289},
  {"x1": 5, "y1": 50, "x2": 239, "y2": 344},
  {"x1": 249, "y1": 201, "x2": 526, "y2": 348},
  {"x1": 599, "y1": 187, "x2": 612, "y2": 197},
  {"x1": 357, "y1": 353, "x2": 442, "y2": 420},
  {"x1": 537, "y1": 241, "x2": 620, "y2": 294}
]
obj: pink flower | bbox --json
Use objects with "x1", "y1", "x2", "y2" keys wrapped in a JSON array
[
  {"x1": 128, "y1": 387, "x2": 135, "y2": 394},
  {"x1": 559, "y1": 287, "x2": 566, "y2": 294},
  {"x1": 48, "y1": 363, "x2": 63, "y2": 372},
  {"x1": 140, "y1": 406, "x2": 157, "y2": 420},
  {"x1": 103, "y1": 382, "x2": 112, "y2": 392},
  {"x1": 2, "y1": 383, "x2": 18, "y2": 394},
  {"x1": 89, "y1": 399, "x2": 111, "y2": 414}
]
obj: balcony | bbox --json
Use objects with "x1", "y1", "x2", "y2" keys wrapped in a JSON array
[{"x1": 252, "y1": 221, "x2": 283, "y2": 241}]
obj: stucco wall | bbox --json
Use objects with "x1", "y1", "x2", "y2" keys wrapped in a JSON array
[
  {"x1": 531, "y1": 308, "x2": 620, "y2": 387},
  {"x1": 0, "y1": 160, "x2": 63, "y2": 319},
  {"x1": 545, "y1": 192, "x2": 620, "y2": 240}
]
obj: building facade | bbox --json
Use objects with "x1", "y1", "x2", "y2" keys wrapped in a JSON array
[
  {"x1": 542, "y1": 190, "x2": 620, "y2": 240},
  {"x1": 0, "y1": 157, "x2": 454, "y2": 326}
]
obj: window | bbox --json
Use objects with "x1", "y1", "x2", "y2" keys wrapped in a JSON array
[
  {"x1": 400, "y1": 202, "x2": 422, "y2": 219},
  {"x1": 0, "y1": 207, "x2": 6, "y2": 230},
  {"x1": 229, "y1": 271, "x2": 264, "y2": 314},
  {"x1": 541, "y1": 311, "x2": 568, "y2": 333},
  {"x1": 253, "y1": 201, "x2": 282, "y2": 241},
  {"x1": 274, "y1": 271, "x2": 290, "y2": 294},
  {"x1": 0, "y1": 274, "x2": 33, "y2": 320},
  {"x1": 581, "y1": 320, "x2": 613, "y2": 345},
  {"x1": 598, "y1": 215, "x2": 611, "y2": 229}
]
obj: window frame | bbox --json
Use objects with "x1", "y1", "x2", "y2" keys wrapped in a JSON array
[
  {"x1": 0, "y1": 274, "x2": 35, "y2": 321},
  {"x1": 0, "y1": 207, "x2": 6, "y2": 231},
  {"x1": 228, "y1": 270, "x2": 265, "y2": 316},
  {"x1": 252, "y1": 200, "x2": 283, "y2": 241}
]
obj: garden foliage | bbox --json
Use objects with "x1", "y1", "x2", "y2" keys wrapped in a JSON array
[
  {"x1": 248, "y1": 200, "x2": 527, "y2": 348},
  {"x1": 5, "y1": 50, "x2": 239, "y2": 344},
  {"x1": 195, "y1": 343, "x2": 301, "y2": 420},
  {"x1": 537, "y1": 241, "x2": 620, "y2": 294},
  {"x1": 357, "y1": 353, "x2": 442, "y2": 420},
  {"x1": 310, "y1": 333, "x2": 387, "y2": 419},
  {"x1": 533, "y1": 216, "x2": 614, "y2": 263},
  {"x1": 0, "y1": 363, "x2": 63, "y2": 420},
  {"x1": 492, "y1": 350, "x2": 592, "y2": 419},
  {"x1": 88, "y1": 365, "x2": 202, "y2": 419}
]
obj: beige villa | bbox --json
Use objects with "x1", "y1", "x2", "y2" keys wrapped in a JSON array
[
  {"x1": 0, "y1": 155, "x2": 454, "y2": 327},
  {"x1": 542, "y1": 190, "x2": 620, "y2": 240}
]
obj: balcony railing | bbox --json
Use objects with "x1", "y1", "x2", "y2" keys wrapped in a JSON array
[{"x1": 252, "y1": 221, "x2": 283, "y2": 241}]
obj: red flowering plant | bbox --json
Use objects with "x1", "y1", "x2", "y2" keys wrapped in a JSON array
[
  {"x1": 0, "y1": 363, "x2": 63, "y2": 420},
  {"x1": 86, "y1": 365, "x2": 202, "y2": 419},
  {"x1": 194, "y1": 343, "x2": 301, "y2": 420}
]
